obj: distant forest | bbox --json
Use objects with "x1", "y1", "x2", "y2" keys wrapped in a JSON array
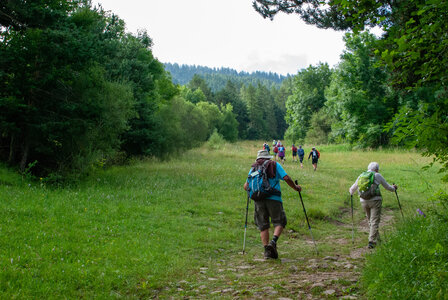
[{"x1": 164, "y1": 63, "x2": 289, "y2": 92}]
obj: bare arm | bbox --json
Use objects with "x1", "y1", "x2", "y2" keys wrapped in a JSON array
[
  {"x1": 283, "y1": 175, "x2": 301, "y2": 192},
  {"x1": 244, "y1": 182, "x2": 248, "y2": 191}
]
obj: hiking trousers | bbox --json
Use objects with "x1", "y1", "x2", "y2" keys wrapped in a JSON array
[{"x1": 361, "y1": 199, "x2": 382, "y2": 244}]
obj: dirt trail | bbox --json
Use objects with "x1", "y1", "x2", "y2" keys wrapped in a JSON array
[{"x1": 156, "y1": 209, "x2": 396, "y2": 299}]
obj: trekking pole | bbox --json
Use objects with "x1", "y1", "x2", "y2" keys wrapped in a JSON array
[
  {"x1": 242, "y1": 193, "x2": 250, "y2": 254},
  {"x1": 350, "y1": 193, "x2": 354, "y2": 245},
  {"x1": 295, "y1": 180, "x2": 318, "y2": 255},
  {"x1": 393, "y1": 184, "x2": 404, "y2": 219}
]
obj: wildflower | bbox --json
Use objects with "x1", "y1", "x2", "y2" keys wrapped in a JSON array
[{"x1": 416, "y1": 208, "x2": 426, "y2": 217}]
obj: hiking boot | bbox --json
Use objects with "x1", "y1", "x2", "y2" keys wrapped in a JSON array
[
  {"x1": 264, "y1": 245, "x2": 272, "y2": 259},
  {"x1": 368, "y1": 242, "x2": 376, "y2": 249},
  {"x1": 269, "y1": 241, "x2": 279, "y2": 259},
  {"x1": 264, "y1": 241, "x2": 278, "y2": 259}
]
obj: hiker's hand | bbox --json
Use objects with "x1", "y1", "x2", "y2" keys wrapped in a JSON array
[
  {"x1": 295, "y1": 185, "x2": 302, "y2": 192},
  {"x1": 393, "y1": 184, "x2": 398, "y2": 190}
]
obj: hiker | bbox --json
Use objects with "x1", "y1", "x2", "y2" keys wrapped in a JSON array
[
  {"x1": 273, "y1": 143, "x2": 279, "y2": 161},
  {"x1": 297, "y1": 145, "x2": 305, "y2": 168},
  {"x1": 278, "y1": 143, "x2": 286, "y2": 163},
  {"x1": 264, "y1": 142, "x2": 270, "y2": 154},
  {"x1": 308, "y1": 147, "x2": 320, "y2": 171},
  {"x1": 244, "y1": 149, "x2": 301, "y2": 259},
  {"x1": 349, "y1": 162, "x2": 398, "y2": 249},
  {"x1": 291, "y1": 144, "x2": 298, "y2": 162}
]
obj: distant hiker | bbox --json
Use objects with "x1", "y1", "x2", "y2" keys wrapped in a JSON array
[
  {"x1": 264, "y1": 142, "x2": 270, "y2": 154},
  {"x1": 278, "y1": 143, "x2": 286, "y2": 163},
  {"x1": 308, "y1": 147, "x2": 320, "y2": 171},
  {"x1": 291, "y1": 144, "x2": 298, "y2": 162},
  {"x1": 273, "y1": 144, "x2": 279, "y2": 161},
  {"x1": 244, "y1": 149, "x2": 301, "y2": 259},
  {"x1": 297, "y1": 145, "x2": 305, "y2": 168},
  {"x1": 349, "y1": 162, "x2": 398, "y2": 249}
]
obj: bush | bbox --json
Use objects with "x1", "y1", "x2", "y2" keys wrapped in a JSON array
[
  {"x1": 207, "y1": 129, "x2": 225, "y2": 150},
  {"x1": 361, "y1": 191, "x2": 448, "y2": 299}
]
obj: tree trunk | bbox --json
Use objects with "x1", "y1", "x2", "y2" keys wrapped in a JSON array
[
  {"x1": 8, "y1": 134, "x2": 15, "y2": 164},
  {"x1": 20, "y1": 140, "x2": 29, "y2": 173}
]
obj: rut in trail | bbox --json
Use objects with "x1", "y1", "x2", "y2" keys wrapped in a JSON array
[{"x1": 156, "y1": 208, "x2": 396, "y2": 299}]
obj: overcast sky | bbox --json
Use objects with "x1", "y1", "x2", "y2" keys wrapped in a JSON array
[{"x1": 94, "y1": 0, "x2": 347, "y2": 75}]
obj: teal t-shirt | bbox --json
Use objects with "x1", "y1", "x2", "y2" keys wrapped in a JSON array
[{"x1": 247, "y1": 161, "x2": 287, "y2": 203}]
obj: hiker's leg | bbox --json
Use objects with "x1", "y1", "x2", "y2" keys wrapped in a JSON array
[
  {"x1": 267, "y1": 201, "x2": 286, "y2": 259},
  {"x1": 268, "y1": 200, "x2": 287, "y2": 237},
  {"x1": 362, "y1": 200, "x2": 372, "y2": 228},
  {"x1": 369, "y1": 200, "x2": 382, "y2": 244},
  {"x1": 273, "y1": 225, "x2": 283, "y2": 237},
  {"x1": 260, "y1": 229, "x2": 270, "y2": 246},
  {"x1": 254, "y1": 201, "x2": 270, "y2": 246}
]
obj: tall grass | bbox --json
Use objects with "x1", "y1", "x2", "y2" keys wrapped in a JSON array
[
  {"x1": 0, "y1": 142, "x2": 446, "y2": 298},
  {"x1": 361, "y1": 192, "x2": 448, "y2": 299}
]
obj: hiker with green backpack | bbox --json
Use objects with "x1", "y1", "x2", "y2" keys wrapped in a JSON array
[
  {"x1": 349, "y1": 162, "x2": 398, "y2": 249},
  {"x1": 244, "y1": 149, "x2": 301, "y2": 259}
]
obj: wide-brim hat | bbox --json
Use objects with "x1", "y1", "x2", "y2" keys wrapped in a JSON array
[{"x1": 257, "y1": 149, "x2": 273, "y2": 159}]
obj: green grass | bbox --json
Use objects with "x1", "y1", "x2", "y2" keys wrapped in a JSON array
[
  {"x1": 361, "y1": 191, "x2": 448, "y2": 299},
  {"x1": 0, "y1": 142, "x2": 446, "y2": 298}
]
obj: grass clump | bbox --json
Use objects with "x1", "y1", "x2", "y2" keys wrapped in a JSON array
[{"x1": 361, "y1": 191, "x2": 448, "y2": 299}]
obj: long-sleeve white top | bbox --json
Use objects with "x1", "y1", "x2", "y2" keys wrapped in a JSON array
[{"x1": 349, "y1": 171, "x2": 396, "y2": 202}]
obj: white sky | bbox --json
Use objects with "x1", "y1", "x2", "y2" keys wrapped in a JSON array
[{"x1": 93, "y1": 0, "x2": 347, "y2": 75}]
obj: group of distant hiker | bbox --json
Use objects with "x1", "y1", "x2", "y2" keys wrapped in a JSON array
[
  {"x1": 263, "y1": 140, "x2": 320, "y2": 171},
  {"x1": 244, "y1": 148, "x2": 398, "y2": 259}
]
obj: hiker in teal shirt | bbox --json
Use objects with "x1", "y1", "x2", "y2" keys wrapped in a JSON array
[{"x1": 244, "y1": 149, "x2": 301, "y2": 259}]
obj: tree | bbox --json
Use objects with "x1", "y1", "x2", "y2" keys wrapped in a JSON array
[
  {"x1": 216, "y1": 80, "x2": 249, "y2": 139},
  {"x1": 107, "y1": 31, "x2": 177, "y2": 157},
  {"x1": 180, "y1": 86, "x2": 206, "y2": 104},
  {"x1": 271, "y1": 77, "x2": 294, "y2": 138},
  {"x1": 158, "y1": 96, "x2": 208, "y2": 152},
  {"x1": 285, "y1": 63, "x2": 332, "y2": 140},
  {"x1": 0, "y1": 3, "x2": 136, "y2": 175},
  {"x1": 242, "y1": 84, "x2": 265, "y2": 140},
  {"x1": 219, "y1": 104, "x2": 239, "y2": 142},
  {"x1": 325, "y1": 32, "x2": 393, "y2": 147},
  {"x1": 256, "y1": 84, "x2": 277, "y2": 139},
  {"x1": 188, "y1": 74, "x2": 213, "y2": 102},
  {"x1": 305, "y1": 109, "x2": 334, "y2": 145},
  {"x1": 196, "y1": 101, "x2": 222, "y2": 137}
]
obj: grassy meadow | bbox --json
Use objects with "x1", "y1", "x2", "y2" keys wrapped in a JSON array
[{"x1": 0, "y1": 141, "x2": 446, "y2": 298}]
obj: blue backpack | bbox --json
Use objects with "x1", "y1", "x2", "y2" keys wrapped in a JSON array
[{"x1": 247, "y1": 160, "x2": 281, "y2": 201}]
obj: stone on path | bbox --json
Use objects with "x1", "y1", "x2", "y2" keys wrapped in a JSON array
[
  {"x1": 323, "y1": 289, "x2": 336, "y2": 295},
  {"x1": 323, "y1": 256, "x2": 339, "y2": 261}
]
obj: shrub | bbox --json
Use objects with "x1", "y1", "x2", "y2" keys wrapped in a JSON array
[{"x1": 207, "y1": 129, "x2": 225, "y2": 150}]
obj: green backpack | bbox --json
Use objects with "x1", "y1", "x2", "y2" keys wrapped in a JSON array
[{"x1": 357, "y1": 171, "x2": 381, "y2": 199}]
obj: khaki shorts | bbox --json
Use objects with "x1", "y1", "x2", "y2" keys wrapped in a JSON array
[{"x1": 254, "y1": 199, "x2": 287, "y2": 231}]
